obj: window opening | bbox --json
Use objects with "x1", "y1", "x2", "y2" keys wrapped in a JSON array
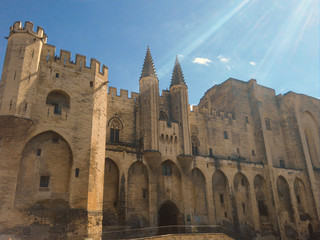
[
  {"x1": 55, "y1": 73, "x2": 59, "y2": 78},
  {"x1": 209, "y1": 148, "x2": 213, "y2": 156},
  {"x1": 242, "y1": 203, "x2": 246, "y2": 213},
  {"x1": 75, "y1": 168, "x2": 80, "y2": 178},
  {"x1": 220, "y1": 193, "x2": 224, "y2": 204},
  {"x1": 37, "y1": 149, "x2": 41, "y2": 156},
  {"x1": 46, "y1": 51, "x2": 50, "y2": 62},
  {"x1": 162, "y1": 163, "x2": 172, "y2": 176},
  {"x1": 224, "y1": 131, "x2": 228, "y2": 139},
  {"x1": 143, "y1": 189, "x2": 147, "y2": 199},
  {"x1": 280, "y1": 159, "x2": 285, "y2": 168},
  {"x1": 40, "y1": 176, "x2": 50, "y2": 188},
  {"x1": 258, "y1": 200, "x2": 268, "y2": 216},
  {"x1": 245, "y1": 116, "x2": 249, "y2": 123},
  {"x1": 265, "y1": 119, "x2": 271, "y2": 130},
  {"x1": 90, "y1": 81, "x2": 93, "y2": 88},
  {"x1": 252, "y1": 150, "x2": 255, "y2": 156}
]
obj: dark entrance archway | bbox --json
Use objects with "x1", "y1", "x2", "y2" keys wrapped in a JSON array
[{"x1": 158, "y1": 201, "x2": 179, "y2": 226}]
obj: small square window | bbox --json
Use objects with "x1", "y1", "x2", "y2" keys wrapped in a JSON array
[
  {"x1": 40, "y1": 176, "x2": 50, "y2": 188},
  {"x1": 37, "y1": 149, "x2": 42, "y2": 156},
  {"x1": 55, "y1": 73, "x2": 59, "y2": 78}
]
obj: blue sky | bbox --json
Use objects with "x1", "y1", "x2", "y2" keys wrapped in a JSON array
[{"x1": 0, "y1": 0, "x2": 319, "y2": 105}]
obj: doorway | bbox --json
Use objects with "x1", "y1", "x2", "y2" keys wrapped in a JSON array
[{"x1": 158, "y1": 201, "x2": 179, "y2": 226}]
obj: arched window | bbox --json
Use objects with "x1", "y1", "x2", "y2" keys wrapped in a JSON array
[
  {"x1": 159, "y1": 111, "x2": 168, "y2": 121},
  {"x1": 109, "y1": 119, "x2": 122, "y2": 143},
  {"x1": 46, "y1": 90, "x2": 70, "y2": 115},
  {"x1": 192, "y1": 135, "x2": 200, "y2": 155}
]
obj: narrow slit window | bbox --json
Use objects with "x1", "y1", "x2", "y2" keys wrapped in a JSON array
[
  {"x1": 75, "y1": 168, "x2": 80, "y2": 178},
  {"x1": 37, "y1": 149, "x2": 41, "y2": 156}
]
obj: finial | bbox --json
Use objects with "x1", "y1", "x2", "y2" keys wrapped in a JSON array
[
  {"x1": 140, "y1": 46, "x2": 157, "y2": 79},
  {"x1": 170, "y1": 55, "x2": 186, "y2": 88}
]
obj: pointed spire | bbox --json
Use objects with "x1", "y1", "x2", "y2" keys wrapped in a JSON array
[
  {"x1": 140, "y1": 46, "x2": 157, "y2": 79},
  {"x1": 170, "y1": 56, "x2": 186, "y2": 88}
]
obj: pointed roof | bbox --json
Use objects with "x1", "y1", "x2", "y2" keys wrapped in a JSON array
[
  {"x1": 140, "y1": 46, "x2": 157, "y2": 79},
  {"x1": 170, "y1": 56, "x2": 186, "y2": 88}
]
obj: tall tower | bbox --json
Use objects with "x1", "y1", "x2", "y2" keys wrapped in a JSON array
[
  {"x1": 170, "y1": 56, "x2": 191, "y2": 155},
  {"x1": 139, "y1": 47, "x2": 159, "y2": 151},
  {"x1": 0, "y1": 21, "x2": 47, "y2": 118}
]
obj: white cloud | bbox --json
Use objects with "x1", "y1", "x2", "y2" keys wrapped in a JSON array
[
  {"x1": 192, "y1": 57, "x2": 212, "y2": 66},
  {"x1": 249, "y1": 61, "x2": 256, "y2": 66},
  {"x1": 218, "y1": 55, "x2": 231, "y2": 70},
  {"x1": 177, "y1": 54, "x2": 184, "y2": 58},
  {"x1": 218, "y1": 55, "x2": 230, "y2": 63}
]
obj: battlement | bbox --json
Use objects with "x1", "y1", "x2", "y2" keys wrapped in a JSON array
[
  {"x1": 191, "y1": 105, "x2": 235, "y2": 123},
  {"x1": 108, "y1": 86, "x2": 139, "y2": 104},
  {"x1": 9, "y1": 21, "x2": 47, "y2": 42},
  {"x1": 41, "y1": 44, "x2": 108, "y2": 78}
]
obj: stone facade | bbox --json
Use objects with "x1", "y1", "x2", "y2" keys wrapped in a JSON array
[{"x1": 0, "y1": 21, "x2": 319, "y2": 240}]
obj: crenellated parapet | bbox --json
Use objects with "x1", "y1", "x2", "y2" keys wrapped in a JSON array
[
  {"x1": 41, "y1": 44, "x2": 108, "y2": 78},
  {"x1": 108, "y1": 86, "x2": 139, "y2": 104},
  {"x1": 9, "y1": 21, "x2": 47, "y2": 42},
  {"x1": 191, "y1": 106, "x2": 235, "y2": 123}
]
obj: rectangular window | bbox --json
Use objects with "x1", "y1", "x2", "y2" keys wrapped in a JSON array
[
  {"x1": 220, "y1": 193, "x2": 224, "y2": 204},
  {"x1": 53, "y1": 104, "x2": 61, "y2": 114},
  {"x1": 258, "y1": 200, "x2": 268, "y2": 216},
  {"x1": 37, "y1": 149, "x2": 41, "y2": 156},
  {"x1": 252, "y1": 150, "x2": 255, "y2": 156},
  {"x1": 296, "y1": 195, "x2": 301, "y2": 204},
  {"x1": 90, "y1": 81, "x2": 93, "y2": 88},
  {"x1": 265, "y1": 119, "x2": 271, "y2": 130},
  {"x1": 75, "y1": 168, "x2": 80, "y2": 178},
  {"x1": 224, "y1": 131, "x2": 228, "y2": 139},
  {"x1": 245, "y1": 116, "x2": 249, "y2": 123},
  {"x1": 110, "y1": 129, "x2": 120, "y2": 143},
  {"x1": 192, "y1": 146, "x2": 198, "y2": 155},
  {"x1": 242, "y1": 203, "x2": 246, "y2": 213},
  {"x1": 56, "y1": 73, "x2": 59, "y2": 78},
  {"x1": 143, "y1": 189, "x2": 147, "y2": 199},
  {"x1": 40, "y1": 176, "x2": 50, "y2": 188},
  {"x1": 280, "y1": 159, "x2": 285, "y2": 168},
  {"x1": 162, "y1": 165, "x2": 172, "y2": 176},
  {"x1": 237, "y1": 148, "x2": 240, "y2": 154},
  {"x1": 209, "y1": 148, "x2": 213, "y2": 156}
]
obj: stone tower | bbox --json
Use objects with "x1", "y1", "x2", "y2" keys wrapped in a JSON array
[
  {"x1": 169, "y1": 56, "x2": 191, "y2": 155},
  {"x1": 0, "y1": 22, "x2": 46, "y2": 118},
  {"x1": 139, "y1": 47, "x2": 159, "y2": 151}
]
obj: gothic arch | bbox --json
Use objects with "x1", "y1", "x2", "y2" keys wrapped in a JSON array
[
  {"x1": 158, "y1": 200, "x2": 180, "y2": 226},
  {"x1": 158, "y1": 160, "x2": 182, "y2": 211},
  {"x1": 254, "y1": 174, "x2": 273, "y2": 232},
  {"x1": 277, "y1": 176, "x2": 295, "y2": 223},
  {"x1": 108, "y1": 116, "x2": 123, "y2": 143},
  {"x1": 303, "y1": 111, "x2": 320, "y2": 168},
  {"x1": 107, "y1": 116, "x2": 123, "y2": 129},
  {"x1": 15, "y1": 131, "x2": 73, "y2": 207},
  {"x1": 233, "y1": 172, "x2": 254, "y2": 232},
  {"x1": 103, "y1": 158, "x2": 120, "y2": 226},
  {"x1": 189, "y1": 168, "x2": 208, "y2": 224},
  {"x1": 127, "y1": 161, "x2": 149, "y2": 228},
  {"x1": 212, "y1": 170, "x2": 232, "y2": 226}
]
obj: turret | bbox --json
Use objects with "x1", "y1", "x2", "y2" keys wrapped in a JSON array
[
  {"x1": 139, "y1": 47, "x2": 159, "y2": 151},
  {"x1": 169, "y1": 56, "x2": 191, "y2": 155},
  {"x1": 0, "y1": 21, "x2": 47, "y2": 118}
]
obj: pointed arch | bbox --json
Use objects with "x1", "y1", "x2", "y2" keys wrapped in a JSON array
[
  {"x1": 15, "y1": 131, "x2": 72, "y2": 207},
  {"x1": 108, "y1": 116, "x2": 123, "y2": 143},
  {"x1": 127, "y1": 161, "x2": 149, "y2": 228},
  {"x1": 293, "y1": 177, "x2": 311, "y2": 219},
  {"x1": 277, "y1": 176, "x2": 295, "y2": 222},
  {"x1": 190, "y1": 168, "x2": 208, "y2": 224},
  {"x1": 158, "y1": 200, "x2": 180, "y2": 226},
  {"x1": 103, "y1": 158, "x2": 119, "y2": 226},
  {"x1": 158, "y1": 160, "x2": 182, "y2": 212},
  {"x1": 233, "y1": 172, "x2": 254, "y2": 233},
  {"x1": 303, "y1": 111, "x2": 320, "y2": 168},
  {"x1": 212, "y1": 170, "x2": 232, "y2": 227},
  {"x1": 159, "y1": 111, "x2": 168, "y2": 121}
]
